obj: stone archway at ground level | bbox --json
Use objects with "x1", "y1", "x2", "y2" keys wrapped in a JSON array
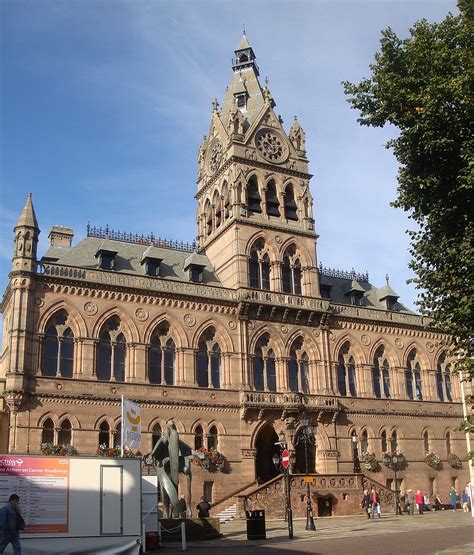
[
  {"x1": 293, "y1": 429, "x2": 316, "y2": 474},
  {"x1": 255, "y1": 424, "x2": 280, "y2": 483}
]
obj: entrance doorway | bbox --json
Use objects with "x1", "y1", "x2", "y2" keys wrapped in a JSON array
[
  {"x1": 255, "y1": 425, "x2": 279, "y2": 483},
  {"x1": 318, "y1": 496, "x2": 333, "y2": 517}
]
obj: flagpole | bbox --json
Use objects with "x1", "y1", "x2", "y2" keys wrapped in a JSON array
[{"x1": 121, "y1": 395, "x2": 124, "y2": 458}]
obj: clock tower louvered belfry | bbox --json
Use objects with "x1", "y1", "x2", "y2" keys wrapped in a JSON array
[{"x1": 196, "y1": 32, "x2": 321, "y2": 298}]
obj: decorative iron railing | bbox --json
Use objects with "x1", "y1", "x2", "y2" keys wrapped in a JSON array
[
  {"x1": 86, "y1": 224, "x2": 196, "y2": 253},
  {"x1": 319, "y1": 263, "x2": 369, "y2": 283}
]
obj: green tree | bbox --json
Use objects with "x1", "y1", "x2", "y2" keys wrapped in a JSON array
[{"x1": 343, "y1": 2, "x2": 473, "y2": 432}]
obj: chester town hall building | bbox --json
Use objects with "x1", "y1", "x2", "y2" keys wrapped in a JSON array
[{"x1": 1, "y1": 34, "x2": 470, "y2": 517}]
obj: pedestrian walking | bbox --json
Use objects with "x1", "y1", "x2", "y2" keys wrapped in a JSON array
[
  {"x1": 361, "y1": 489, "x2": 371, "y2": 519},
  {"x1": 0, "y1": 494, "x2": 24, "y2": 555},
  {"x1": 461, "y1": 491, "x2": 469, "y2": 513},
  {"x1": 406, "y1": 489, "x2": 415, "y2": 515},
  {"x1": 177, "y1": 495, "x2": 187, "y2": 518},
  {"x1": 424, "y1": 494, "x2": 432, "y2": 511},
  {"x1": 370, "y1": 488, "x2": 381, "y2": 519},
  {"x1": 196, "y1": 496, "x2": 212, "y2": 518},
  {"x1": 415, "y1": 489, "x2": 424, "y2": 515},
  {"x1": 449, "y1": 487, "x2": 458, "y2": 512},
  {"x1": 434, "y1": 494, "x2": 443, "y2": 511}
]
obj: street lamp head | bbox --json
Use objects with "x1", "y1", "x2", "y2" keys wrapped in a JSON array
[
  {"x1": 272, "y1": 453, "x2": 280, "y2": 469},
  {"x1": 300, "y1": 414, "x2": 309, "y2": 428},
  {"x1": 392, "y1": 455, "x2": 398, "y2": 464},
  {"x1": 289, "y1": 451, "x2": 296, "y2": 468},
  {"x1": 351, "y1": 434, "x2": 358, "y2": 443}
]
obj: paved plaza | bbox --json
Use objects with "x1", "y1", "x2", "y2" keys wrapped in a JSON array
[{"x1": 157, "y1": 511, "x2": 474, "y2": 555}]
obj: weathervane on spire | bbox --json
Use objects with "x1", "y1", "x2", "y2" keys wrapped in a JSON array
[
  {"x1": 385, "y1": 273, "x2": 390, "y2": 285},
  {"x1": 212, "y1": 98, "x2": 219, "y2": 112}
]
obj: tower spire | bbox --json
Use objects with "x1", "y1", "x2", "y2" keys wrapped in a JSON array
[{"x1": 12, "y1": 192, "x2": 40, "y2": 272}]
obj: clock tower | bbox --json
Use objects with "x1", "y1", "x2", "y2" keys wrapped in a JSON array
[{"x1": 196, "y1": 33, "x2": 320, "y2": 298}]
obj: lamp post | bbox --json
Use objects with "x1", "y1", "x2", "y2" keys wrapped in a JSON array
[
  {"x1": 352, "y1": 434, "x2": 362, "y2": 473},
  {"x1": 391, "y1": 454, "x2": 402, "y2": 515},
  {"x1": 292, "y1": 413, "x2": 317, "y2": 531},
  {"x1": 273, "y1": 431, "x2": 294, "y2": 540}
]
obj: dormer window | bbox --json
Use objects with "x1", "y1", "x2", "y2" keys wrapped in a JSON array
[
  {"x1": 237, "y1": 94, "x2": 246, "y2": 108},
  {"x1": 95, "y1": 247, "x2": 117, "y2": 270},
  {"x1": 350, "y1": 291, "x2": 364, "y2": 306},
  {"x1": 377, "y1": 276, "x2": 399, "y2": 311},
  {"x1": 184, "y1": 253, "x2": 208, "y2": 284},
  {"x1": 320, "y1": 284, "x2": 332, "y2": 300},
  {"x1": 141, "y1": 246, "x2": 163, "y2": 277},
  {"x1": 343, "y1": 279, "x2": 365, "y2": 306}
]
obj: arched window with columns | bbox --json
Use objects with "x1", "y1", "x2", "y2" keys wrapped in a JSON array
[
  {"x1": 152, "y1": 423, "x2": 162, "y2": 450},
  {"x1": 148, "y1": 323, "x2": 175, "y2": 385},
  {"x1": 282, "y1": 244, "x2": 302, "y2": 295},
  {"x1": 194, "y1": 425, "x2": 204, "y2": 450},
  {"x1": 97, "y1": 317, "x2": 126, "y2": 382},
  {"x1": 372, "y1": 345, "x2": 391, "y2": 399},
  {"x1": 423, "y1": 430, "x2": 430, "y2": 454},
  {"x1": 248, "y1": 239, "x2": 271, "y2": 290},
  {"x1": 98, "y1": 421, "x2": 110, "y2": 448},
  {"x1": 208, "y1": 425, "x2": 218, "y2": 450},
  {"x1": 436, "y1": 352, "x2": 453, "y2": 402},
  {"x1": 381, "y1": 430, "x2": 388, "y2": 452},
  {"x1": 336, "y1": 342, "x2": 357, "y2": 397},
  {"x1": 360, "y1": 430, "x2": 369, "y2": 453},
  {"x1": 247, "y1": 175, "x2": 262, "y2": 214},
  {"x1": 58, "y1": 419, "x2": 72, "y2": 445},
  {"x1": 288, "y1": 338, "x2": 310, "y2": 393},
  {"x1": 390, "y1": 430, "x2": 398, "y2": 451},
  {"x1": 114, "y1": 422, "x2": 121, "y2": 448},
  {"x1": 196, "y1": 328, "x2": 221, "y2": 389},
  {"x1": 253, "y1": 334, "x2": 276, "y2": 392},
  {"x1": 406, "y1": 349, "x2": 423, "y2": 400},
  {"x1": 42, "y1": 310, "x2": 74, "y2": 378}
]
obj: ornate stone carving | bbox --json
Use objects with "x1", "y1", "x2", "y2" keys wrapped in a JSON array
[
  {"x1": 35, "y1": 297, "x2": 44, "y2": 307},
  {"x1": 206, "y1": 138, "x2": 223, "y2": 175},
  {"x1": 426, "y1": 341, "x2": 435, "y2": 353},
  {"x1": 83, "y1": 301, "x2": 98, "y2": 316},
  {"x1": 135, "y1": 307, "x2": 149, "y2": 322},
  {"x1": 241, "y1": 449, "x2": 257, "y2": 459},
  {"x1": 395, "y1": 338, "x2": 404, "y2": 350},
  {"x1": 183, "y1": 314, "x2": 196, "y2": 327},
  {"x1": 281, "y1": 325, "x2": 288, "y2": 334},
  {"x1": 228, "y1": 321, "x2": 237, "y2": 330},
  {"x1": 319, "y1": 449, "x2": 340, "y2": 460},
  {"x1": 361, "y1": 334, "x2": 371, "y2": 346}
]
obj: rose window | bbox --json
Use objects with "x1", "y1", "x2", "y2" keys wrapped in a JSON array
[{"x1": 255, "y1": 129, "x2": 288, "y2": 163}]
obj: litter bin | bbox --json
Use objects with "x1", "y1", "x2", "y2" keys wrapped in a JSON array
[
  {"x1": 145, "y1": 531, "x2": 159, "y2": 551},
  {"x1": 246, "y1": 509, "x2": 266, "y2": 540}
]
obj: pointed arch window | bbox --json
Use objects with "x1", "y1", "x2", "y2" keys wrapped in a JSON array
[
  {"x1": 205, "y1": 200, "x2": 213, "y2": 236},
  {"x1": 253, "y1": 334, "x2": 276, "y2": 392},
  {"x1": 247, "y1": 176, "x2": 262, "y2": 214},
  {"x1": 283, "y1": 184, "x2": 298, "y2": 221},
  {"x1": 372, "y1": 346, "x2": 391, "y2": 399},
  {"x1": 248, "y1": 239, "x2": 270, "y2": 290},
  {"x1": 148, "y1": 324, "x2": 175, "y2": 386},
  {"x1": 222, "y1": 183, "x2": 231, "y2": 220},
  {"x1": 42, "y1": 310, "x2": 75, "y2": 378},
  {"x1": 360, "y1": 430, "x2": 369, "y2": 454},
  {"x1": 194, "y1": 425, "x2": 204, "y2": 450},
  {"x1": 381, "y1": 430, "x2": 388, "y2": 452},
  {"x1": 445, "y1": 431, "x2": 451, "y2": 456},
  {"x1": 282, "y1": 245, "x2": 302, "y2": 295},
  {"x1": 152, "y1": 423, "x2": 162, "y2": 450},
  {"x1": 196, "y1": 328, "x2": 221, "y2": 389},
  {"x1": 265, "y1": 180, "x2": 280, "y2": 217},
  {"x1": 390, "y1": 431, "x2": 398, "y2": 452},
  {"x1": 208, "y1": 425, "x2": 218, "y2": 450},
  {"x1": 288, "y1": 339, "x2": 310, "y2": 393},
  {"x1": 336, "y1": 343, "x2": 357, "y2": 397},
  {"x1": 97, "y1": 318, "x2": 126, "y2": 382},
  {"x1": 406, "y1": 350, "x2": 422, "y2": 400},
  {"x1": 58, "y1": 419, "x2": 72, "y2": 445},
  {"x1": 436, "y1": 353, "x2": 452, "y2": 402},
  {"x1": 99, "y1": 421, "x2": 110, "y2": 448},
  {"x1": 114, "y1": 422, "x2": 121, "y2": 448},
  {"x1": 41, "y1": 418, "x2": 55, "y2": 444}
]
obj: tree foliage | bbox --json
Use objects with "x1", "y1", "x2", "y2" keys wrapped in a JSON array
[{"x1": 343, "y1": 2, "x2": 473, "y2": 432}]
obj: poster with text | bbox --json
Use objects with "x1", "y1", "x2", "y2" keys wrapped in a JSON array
[{"x1": 0, "y1": 456, "x2": 69, "y2": 533}]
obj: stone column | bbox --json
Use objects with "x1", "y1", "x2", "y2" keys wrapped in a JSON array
[
  {"x1": 81, "y1": 338, "x2": 97, "y2": 378},
  {"x1": 133, "y1": 343, "x2": 147, "y2": 383},
  {"x1": 181, "y1": 347, "x2": 197, "y2": 385},
  {"x1": 73, "y1": 337, "x2": 83, "y2": 378},
  {"x1": 275, "y1": 357, "x2": 286, "y2": 391}
]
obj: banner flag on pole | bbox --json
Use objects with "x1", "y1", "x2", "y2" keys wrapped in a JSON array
[{"x1": 122, "y1": 396, "x2": 142, "y2": 449}]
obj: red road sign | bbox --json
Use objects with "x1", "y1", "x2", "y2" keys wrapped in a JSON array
[{"x1": 282, "y1": 449, "x2": 289, "y2": 469}]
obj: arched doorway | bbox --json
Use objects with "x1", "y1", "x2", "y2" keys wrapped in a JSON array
[
  {"x1": 293, "y1": 429, "x2": 316, "y2": 473},
  {"x1": 255, "y1": 425, "x2": 279, "y2": 483}
]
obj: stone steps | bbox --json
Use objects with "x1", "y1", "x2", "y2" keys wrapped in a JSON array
[{"x1": 215, "y1": 503, "x2": 237, "y2": 524}]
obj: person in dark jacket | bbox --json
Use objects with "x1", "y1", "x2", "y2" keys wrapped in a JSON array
[
  {"x1": 0, "y1": 494, "x2": 23, "y2": 555},
  {"x1": 196, "y1": 496, "x2": 212, "y2": 518},
  {"x1": 361, "y1": 489, "x2": 371, "y2": 519},
  {"x1": 177, "y1": 495, "x2": 187, "y2": 518}
]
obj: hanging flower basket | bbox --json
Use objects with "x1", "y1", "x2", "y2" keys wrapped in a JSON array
[
  {"x1": 192, "y1": 447, "x2": 227, "y2": 472},
  {"x1": 381, "y1": 451, "x2": 408, "y2": 471},
  {"x1": 360, "y1": 451, "x2": 381, "y2": 472},
  {"x1": 40, "y1": 443, "x2": 78, "y2": 456},
  {"x1": 447, "y1": 453, "x2": 462, "y2": 469},
  {"x1": 425, "y1": 452, "x2": 442, "y2": 470},
  {"x1": 96, "y1": 444, "x2": 134, "y2": 458}
]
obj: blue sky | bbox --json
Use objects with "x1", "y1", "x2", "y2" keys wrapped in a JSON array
[{"x1": 0, "y1": 0, "x2": 458, "y2": 311}]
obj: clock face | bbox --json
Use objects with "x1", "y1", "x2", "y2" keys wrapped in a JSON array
[
  {"x1": 206, "y1": 139, "x2": 223, "y2": 175},
  {"x1": 255, "y1": 128, "x2": 288, "y2": 164}
]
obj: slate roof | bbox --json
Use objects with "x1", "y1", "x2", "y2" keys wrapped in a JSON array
[
  {"x1": 319, "y1": 274, "x2": 412, "y2": 313},
  {"x1": 42, "y1": 237, "x2": 222, "y2": 286}
]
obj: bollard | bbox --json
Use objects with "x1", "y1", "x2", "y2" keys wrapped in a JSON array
[
  {"x1": 181, "y1": 521, "x2": 187, "y2": 551},
  {"x1": 142, "y1": 524, "x2": 146, "y2": 552},
  {"x1": 158, "y1": 522, "x2": 161, "y2": 547}
]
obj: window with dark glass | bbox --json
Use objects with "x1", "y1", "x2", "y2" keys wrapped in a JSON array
[
  {"x1": 114, "y1": 423, "x2": 121, "y2": 448},
  {"x1": 145, "y1": 259, "x2": 160, "y2": 277},
  {"x1": 208, "y1": 426, "x2": 218, "y2": 450},
  {"x1": 42, "y1": 311, "x2": 75, "y2": 378},
  {"x1": 284, "y1": 185, "x2": 298, "y2": 221},
  {"x1": 41, "y1": 418, "x2": 55, "y2": 444},
  {"x1": 390, "y1": 431, "x2": 398, "y2": 451},
  {"x1": 196, "y1": 329, "x2": 220, "y2": 389},
  {"x1": 423, "y1": 431, "x2": 430, "y2": 453},
  {"x1": 253, "y1": 348, "x2": 264, "y2": 391},
  {"x1": 381, "y1": 431, "x2": 387, "y2": 452},
  {"x1": 96, "y1": 318, "x2": 126, "y2": 382},
  {"x1": 99, "y1": 421, "x2": 110, "y2": 448},
  {"x1": 195, "y1": 426, "x2": 204, "y2": 450},
  {"x1": 152, "y1": 424, "x2": 162, "y2": 450},
  {"x1": 247, "y1": 177, "x2": 262, "y2": 213},
  {"x1": 58, "y1": 419, "x2": 72, "y2": 445},
  {"x1": 337, "y1": 359, "x2": 347, "y2": 396},
  {"x1": 265, "y1": 181, "x2": 280, "y2": 216}
]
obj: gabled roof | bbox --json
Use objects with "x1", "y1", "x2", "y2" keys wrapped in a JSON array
[
  {"x1": 377, "y1": 284, "x2": 400, "y2": 301},
  {"x1": 342, "y1": 279, "x2": 366, "y2": 295},
  {"x1": 141, "y1": 245, "x2": 164, "y2": 263}
]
